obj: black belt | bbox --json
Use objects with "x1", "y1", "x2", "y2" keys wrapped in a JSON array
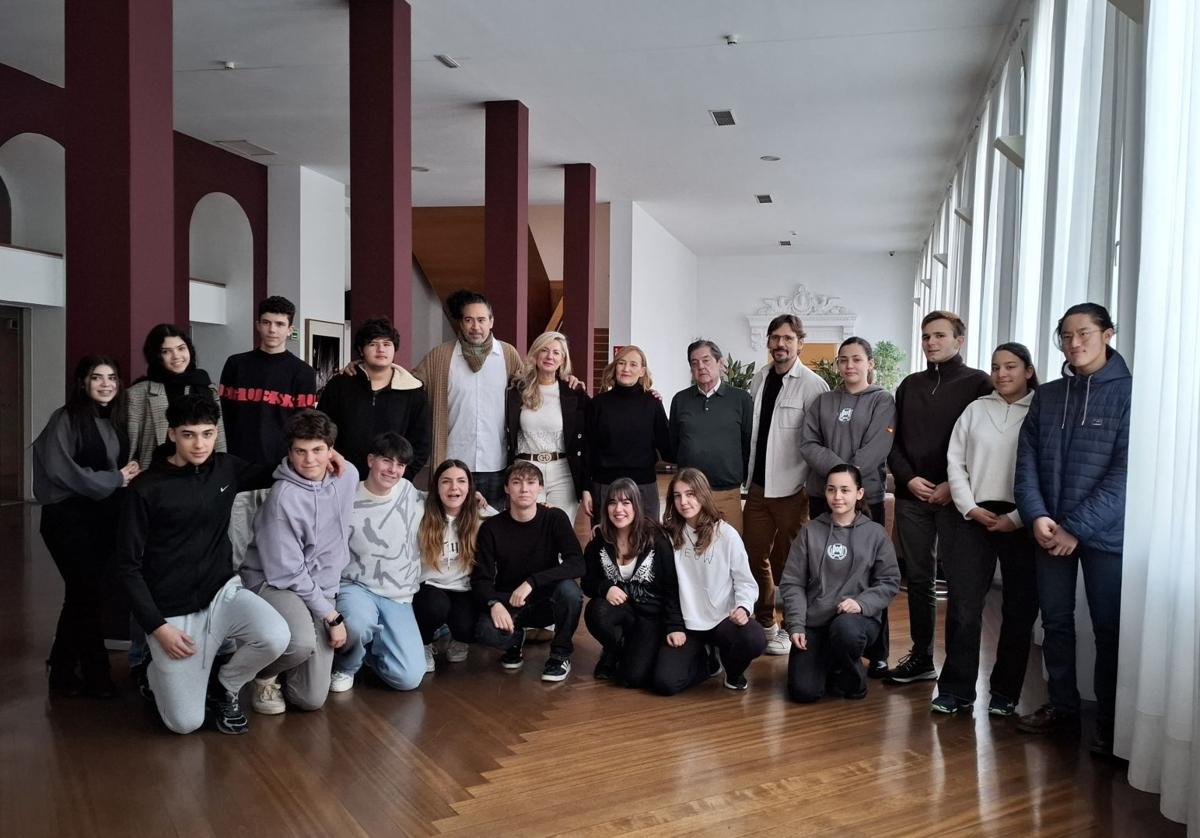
[{"x1": 516, "y1": 452, "x2": 566, "y2": 464}]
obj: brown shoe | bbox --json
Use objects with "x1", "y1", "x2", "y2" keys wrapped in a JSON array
[{"x1": 1017, "y1": 703, "x2": 1079, "y2": 734}]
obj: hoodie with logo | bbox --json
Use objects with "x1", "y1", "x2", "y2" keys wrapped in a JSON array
[
  {"x1": 118, "y1": 449, "x2": 274, "y2": 633},
  {"x1": 800, "y1": 384, "x2": 897, "y2": 504},
  {"x1": 241, "y1": 459, "x2": 359, "y2": 618},
  {"x1": 779, "y1": 512, "x2": 900, "y2": 636},
  {"x1": 1015, "y1": 349, "x2": 1132, "y2": 554},
  {"x1": 889, "y1": 354, "x2": 993, "y2": 501}
]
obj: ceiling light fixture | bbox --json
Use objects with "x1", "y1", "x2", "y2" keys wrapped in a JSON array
[
  {"x1": 778, "y1": 240, "x2": 792, "y2": 247},
  {"x1": 708, "y1": 109, "x2": 736, "y2": 127},
  {"x1": 411, "y1": 166, "x2": 430, "y2": 173},
  {"x1": 755, "y1": 194, "x2": 773, "y2": 204},
  {"x1": 760, "y1": 155, "x2": 781, "y2": 162},
  {"x1": 434, "y1": 54, "x2": 461, "y2": 68},
  {"x1": 221, "y1": 60, "x2": 238, "y2": 71}
]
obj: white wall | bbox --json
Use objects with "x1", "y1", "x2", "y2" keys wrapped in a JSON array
[
  {"x1": 695, "y1": 252, "x2": 916, "y2": 373},
  {"x1": 410, "y1": 258, "x2": 453, "y2": 361},
  {"x1": 628, "y1": 203, "x2": 698, "y2": 400},
  {"x1": 0, "y1": 133, "x2": 65, "y2": 254},
  {"x1": 189, "y1": 192, "x2": 254, "y2": 372}
]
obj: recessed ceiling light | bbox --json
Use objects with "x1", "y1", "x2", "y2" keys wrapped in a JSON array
[
  {"x1": 778, "y1": 240, "x2": 792, "y2": 247},
  {"x1": 221, "y1": 60, "x2": 238, "y2": 71},
  {"x1": 755, "y1": 194, "x2": 773, "y2": 204},
  {"x1": 708, "y1": 109, "x2": 736, "y2": 127},
  {"x1": 760, "y1": 155, "x2": 781, "y2": 162},
  {"x1": 411, "y1": 166, "x2": 430, "y2": 173},
  {"x1": 434, "y1": 54, "x2": 460, "y2": 68}
]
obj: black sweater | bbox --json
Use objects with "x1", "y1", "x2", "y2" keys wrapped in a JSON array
[
  {"x1": 581, "y1": 529, "x2": 685, "y2": 632},
  {"x1": 317, "y1": 365, "x2": 432, "y2": 479},
  {"x1": 587, "y1": 384, "x2": 673, "y2": 485},
  {"x1": 218, "y1": 349, "x2": 317, "y2": 466},
  {"x1": 888, "y1": 354, "x2": 993, "y2": 500},
  {"x1": 471, "y1": 506, "x2": 585, "y2": 608},
  {"x1": 117, "y1": 451, "x2": 273, "y2": 633}
]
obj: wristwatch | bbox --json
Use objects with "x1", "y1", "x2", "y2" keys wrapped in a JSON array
[{"x1": 325, "y1": 613, "x2": 345, "y2": 628}]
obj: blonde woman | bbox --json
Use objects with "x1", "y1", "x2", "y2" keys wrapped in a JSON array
[
  {"x1": 504, "y1": 331, "x2": 590, "y2": 523},
  {"x1": 584, "y1": 345, "x2": 673, "y2": 522}
]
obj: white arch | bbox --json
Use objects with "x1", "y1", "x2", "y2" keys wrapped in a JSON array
[
  {"x1": 189, "y1": 191, "x2": 254, "y2": 370},
  {"x1": 0, "y1": 132, "x2": 65, "y2": 253}
]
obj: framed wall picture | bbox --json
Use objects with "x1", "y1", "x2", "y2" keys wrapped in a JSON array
[{"x1": 305, "y1": 318, "x2": 348, "y2": 394}]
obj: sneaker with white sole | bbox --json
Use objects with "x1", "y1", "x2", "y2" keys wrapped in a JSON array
[
  {"x1": 251, "y1": 676, "x2": 286, "y2": 715},
  {"x1": 424, "y1": 644, "x2": 435, "y2": 673},
  {"x1": 329, "y1": 670, "x2": 355, "y2": 693},
  {"x1": 542, "y1": 657, "x2": 572, "y2": 682},
  {"x1": 208, "y1": 689, "x2": 249, "y2": 735},
  {"x1": 764, "y1": 625, "x2": 790, "y2": 656},
  {"x1": 446, "y1": 640, "x2": 469, "y2": 663}
]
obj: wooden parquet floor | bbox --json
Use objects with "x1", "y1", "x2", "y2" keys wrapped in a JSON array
[{"x1": 0, "y1": 504, "x2": 1181, "y2": 837}]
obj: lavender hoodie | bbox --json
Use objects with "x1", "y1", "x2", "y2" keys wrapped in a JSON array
[{"x1": 241, "y1": 459, "x2": 359, "y2": 618}]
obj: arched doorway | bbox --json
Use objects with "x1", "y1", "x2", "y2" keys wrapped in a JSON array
[{"x1": 188, "y1": 192, "x2": 254, "y2": 372}]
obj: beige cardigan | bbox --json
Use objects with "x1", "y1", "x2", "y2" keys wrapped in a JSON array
[
  {"x1": 412, "y1": 339, "x2": 521, "y2": 470},
  {"x1": 126, "y1": 379, "x2": 227, "y2": 470}
]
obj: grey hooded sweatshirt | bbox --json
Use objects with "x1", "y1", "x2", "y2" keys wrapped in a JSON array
[
  {"x1": 800, "y1": 385, "x2": 896, "y2": 504},
  {"x1": 779, "y1": 512, "x2": 900, "y2": 635},
  {"x1": 241, "y1": 459, "x2": 359, "y2": 618}
]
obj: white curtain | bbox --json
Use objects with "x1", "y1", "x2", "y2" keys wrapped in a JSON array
[{"x1": 1115, "y1": 0, "x2": 1200, "y2": 830}]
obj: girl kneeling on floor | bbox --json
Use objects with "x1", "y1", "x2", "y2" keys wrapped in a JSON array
[
  {"x1": 583, "y1": 478, "x2": 683, "y2": 687},
  {"x1": 780, "y1": 464, "x2": 900, "y2": 702},
  {"x1": 653, "y1": 468, "x2": 765, "y2": 694}
]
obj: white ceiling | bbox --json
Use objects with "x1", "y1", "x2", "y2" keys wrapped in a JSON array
[{"x1": 0, "y1": 0, "x2": 1018, "y2": 254}]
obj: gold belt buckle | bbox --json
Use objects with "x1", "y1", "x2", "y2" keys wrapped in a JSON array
[{"x1": 535, "y1": 452, "x2": 554, "y2": 463}]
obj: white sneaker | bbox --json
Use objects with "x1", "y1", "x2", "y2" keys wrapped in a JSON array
[
  {"x1": 765, "y1": 625, "x2": 790, "y2": 656},
  {"x1": 424, "y1": 644, "x2": 435, "y2": 673},
  {"x1": 446, "y1": 640, "x2": 469, "y2": 663},
  {"x1": 329, "y1": 670, "x2": 355, "y2": 693},
  {"x1": 251, "y1": 676, "x2": 286, "y2": 714}
]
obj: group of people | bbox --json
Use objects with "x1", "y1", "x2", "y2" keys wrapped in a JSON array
[{"x1": 31, "y1": 288, "x2": 1130, "y2": 757}]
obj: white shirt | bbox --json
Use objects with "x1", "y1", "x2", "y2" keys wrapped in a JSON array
[
  {"x1": 446, "y1": 341, "x2": 508, "y2": 471},
  {"x1": 517, "y1": 384, "x2": 566, "y2": 455},
  {"x1": 747, "y1": 360, "x2": 830, "y2": 498},
  {"x1": 947, "y1": 391, "x2": 1034, "y2": 526},
  {"x1": 420, "y1": 516, "x2": 471, "y2": 591},
  {"x1": 673, "y1": 522, "x2": 759, "y2": 631}
]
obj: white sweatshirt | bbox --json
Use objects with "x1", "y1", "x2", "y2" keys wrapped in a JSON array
[
  {"x1": 673, "y1": 521, "x2": 760, "y2": 631},
  {"x1": 420, "y1": 515, "x2": 471, "y2": 592},
  {"x1": 344, "y1": 480, "x2": 426, "y2": 603},
  {"x1": 947, "y1": 391, "x2": 1034, "y2": 526}
]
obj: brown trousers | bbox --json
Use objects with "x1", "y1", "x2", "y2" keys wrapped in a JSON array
[
  {"x1": 710, "y1": 487, "x2": 744, "y2": 534},
  {"x1": 742, "y1": 484, "x2": 809, "y2": 628}
]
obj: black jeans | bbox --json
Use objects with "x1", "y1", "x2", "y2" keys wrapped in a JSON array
[
  {"x1": 787, "y1": 613, "x2": 881, "y2": 702},
  {"x1": 475, "y1": 579, "x2": 583, "y2": 660},
  {"x1": 40, "y1": 499, "x2": 115, "y2": 681},
  {"x1": 651, "y1": 617, "x2": 767, "y2": 695},
  {"x1": 894, "y1": 497, "x2": 960, "y2": 657},
  {"x1": 412, "y1": 584, "x2": 479, "y2": 644},
  {"x1": 584, "y1": 597, "x2": 664, "y2": 688},
  {"x1": 808, "y1": 496, "x2": 890, "y2": 664},
  {"x1": 937, "y1": 510, "x2": 1038, "y2": 703},
  {"x1": 1036, "y1": 545, "x2": 1122, "y2": 724}
]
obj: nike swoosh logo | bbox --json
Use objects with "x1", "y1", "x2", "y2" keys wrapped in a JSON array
[{"x1": 220, "y1": 485, "x2": 230, "y2": 493}]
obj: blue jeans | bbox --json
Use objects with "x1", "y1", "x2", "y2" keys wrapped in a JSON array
[
  {"x1": 1034, "y1": 546, "x2": 1122, "y2": 723},
  {"x1": 334, "y1": 583, "x2": 425, "y2": 691}
]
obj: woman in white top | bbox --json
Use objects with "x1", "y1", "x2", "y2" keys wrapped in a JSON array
[
  {"x1": 504, "y1": 331, "x2": 589, "y2": 526},
  {"x1": 933, "y1": 342, "x2": 1039, "y2": 717},
  {"x1": 413, "y1": 460, "x2": 489, "y2": 671},
  {"x1": 652, "y1": 468, "x2": 765, "y2": 694}
]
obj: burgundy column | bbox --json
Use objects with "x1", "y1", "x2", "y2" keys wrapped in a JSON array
[
  {"x1": 65, "y1": 0, "x2": 175, "y2": 380},
  {"x1": 484, "y1": 100, "x2": 529, "y2": 353},
  {"x1": 562, "y1": 163, "x2": 596, "y2": 391},
  {"x1": 349, "y1": 0, "x2": 413, "y2": 363}
]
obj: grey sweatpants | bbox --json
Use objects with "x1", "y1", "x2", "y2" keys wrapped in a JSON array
[
  {"x1": 254, "y1": 584, "x2": 336, "y2": 711},
  {"x1": 146, "y1": 576, "x2": 290, "y2": 734}
]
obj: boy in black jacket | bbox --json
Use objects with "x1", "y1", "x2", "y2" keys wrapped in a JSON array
[
  {"x1": 117, "y1": 395, "x2": 290, "y2": 735},
  {"x1": 472, "y1": 461, "x2": 585, "y2": 682}
]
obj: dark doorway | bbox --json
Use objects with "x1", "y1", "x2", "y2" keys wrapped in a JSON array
[{"x1": 0, "y1": 306, "x2": 24, "y2": 501}]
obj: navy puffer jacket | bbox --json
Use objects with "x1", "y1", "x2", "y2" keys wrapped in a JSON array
[{"x1": 1014, "y1": 348, "x2": 1131, "y2": 554}]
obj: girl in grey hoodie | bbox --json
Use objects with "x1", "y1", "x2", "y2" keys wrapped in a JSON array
[{"x1": 780, "y1": 464, "x2": 900, "y2": 702}]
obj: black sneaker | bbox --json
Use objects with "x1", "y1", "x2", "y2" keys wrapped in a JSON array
[
  {"x1": 1016, "y1": 703, "x2": 1079, "y2": 735},
  {"x1": 706, "y1": 645, "x2": 724, "y2": 679},
  {"x1": 988, "y1": 695, "x2": 1018, "y2": 717},
  {"x1": 883, "y1": 653, "x2": 937, "y2": 684},
  {"x1": 208, "y1": 689, "x2": 249, "y2": 735},
  {"x1": 867, "y1": 660, "x2": 889, "y2": 679},
  {"x1": 131, "y1": 661, "x2": 155, "y2": 703},
  {"x1": 593, "y1": 650, "x2": 619, "y2": 681},
  {"x1": 542, "y1": 657, "x2": 572, "y2": 682},
  {"x1": 500, "y1": 632, "x2": 526, "y2": 670},
  {"x1": 724, "y1": 674, "x2": 749, "y2": 691}
]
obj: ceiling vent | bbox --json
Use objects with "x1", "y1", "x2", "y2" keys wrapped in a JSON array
[
  {"x1": 778, "y1": 240, "x2": 792, "y2": 247},
  {"x1": 213, "y1": 139, "x2": 276, "y2": 157},
  {"x1": 708, "y1": 109, "x2": 736, "y2": 127},
  {"x1": 756, "y1": 194, "x2": 773, "y2": 204}
]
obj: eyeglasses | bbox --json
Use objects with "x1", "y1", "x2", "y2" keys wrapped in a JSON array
[{"x1": 1059, "y1": 329, "x2": 1100, "y2": 344}]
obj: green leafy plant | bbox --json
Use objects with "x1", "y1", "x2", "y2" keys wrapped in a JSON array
[
  {"x1": 723, "y1": 355, "x2": 757, "y2": 390},
  {"x1": 872, "y1": 340, "x2": 906, "y2": 392},
  {"x1": 810, "y1": 358, "x2": 842, "y2": 390}
]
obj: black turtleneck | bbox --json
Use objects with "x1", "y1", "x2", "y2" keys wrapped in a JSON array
[
  {"x1": 887, "y1": 353, "x2": 992, "y2": 500},
  {"x1": 586, "y1": 383, "x2": 674, "y2": 484}
]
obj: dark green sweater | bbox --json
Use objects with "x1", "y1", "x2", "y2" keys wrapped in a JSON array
[{"x1": 669, "y1": 382, "x2": 753, "y2": 490}]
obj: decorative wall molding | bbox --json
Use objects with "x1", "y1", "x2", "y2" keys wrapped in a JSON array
[{"x1": 747, "y1": 284, "x2": 859, "y2": 349}]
